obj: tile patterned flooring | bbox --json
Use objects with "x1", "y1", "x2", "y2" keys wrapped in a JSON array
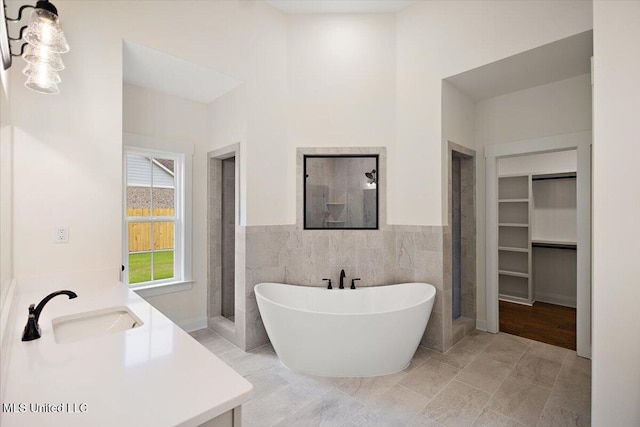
[{"x1": 190, "y1": 329, "x2": 591, "y2": 427}]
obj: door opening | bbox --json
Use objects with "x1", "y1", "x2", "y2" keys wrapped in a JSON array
[
  {"x1": 221, "y1": 157, "x2": 236, "y2": 322},
  {"x1": 496, "y1": 152, "x2": 578, "y2": 350},
  {"x1": 485, "y1": 133, "x2": 591, "y2": 358},
  {"x1": 448, "y1": 142, "x2": 476, "y2": 347},
  {"x1": 452, "y1": 155, "x2": 462, "y2": 320}
]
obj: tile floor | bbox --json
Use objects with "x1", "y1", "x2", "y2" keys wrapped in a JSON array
[{"x1": 190, "y1": 329, "x2": 591, "y2": 427}]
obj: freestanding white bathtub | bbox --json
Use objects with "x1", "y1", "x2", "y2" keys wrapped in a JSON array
[{"x1": 255, "y1": 282, "x2": 436, "y2": 377}]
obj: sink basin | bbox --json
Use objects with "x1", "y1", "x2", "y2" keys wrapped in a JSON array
[{"x1": 52, "y1": 307, "x2": 143, "y2": 344}]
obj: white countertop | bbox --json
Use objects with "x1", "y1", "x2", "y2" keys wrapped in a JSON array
[{"x1": 0, "y1": 283, "x2": 252, "y2": 427}]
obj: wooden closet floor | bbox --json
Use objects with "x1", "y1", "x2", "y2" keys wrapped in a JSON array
[{"x1": 499, "y1": 300, "x2": 576, "y2": 350}]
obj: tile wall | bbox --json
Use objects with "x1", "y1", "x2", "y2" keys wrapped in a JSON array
[{"x1": 242, "y1": 224, "x2": 448, "y2": 351}]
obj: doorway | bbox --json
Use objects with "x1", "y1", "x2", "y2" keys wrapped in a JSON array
[
  {"x1": 496, "y1": 152, "x2": 578, "y2": 349},
  {"x1": 448, "y1": 142, "x2": 476, "y2": 345},
  {"x1": 485, "y1": 132, "x2": 592, "y2": 357},
  {"x1": 221, "y1": 156, "x2": 236, "y2": 322},
  {"x1": 207, "y1": 143, "x2": 241, "y2": 344}
]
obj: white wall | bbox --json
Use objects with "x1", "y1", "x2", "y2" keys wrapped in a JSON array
[
  {"x1": 476, "y1": 75, "x2": 592, "y2": 146},
  {"x1": 286, "y1": 13, "x2": 396, "y2": 224},
  {"x1": 0, "y1": 79, "x2": 12, "y2": 309},
  {"x1": 208, "y1": 85, "x2": 247, "y2": 224},
  {"x1": 498, "y1": 151, "x2": 578, "y2": 176},
  {"x1": 8, "y1": 1, "x2": 288, "y2": 288},
  {"x1": 442, "y1": 81, "x2": 476, "y2": 150},
  {"x1": 530, "y1": 176, "x2": 577, "y2": 244},
  {"x1": 441, "y1": 80, "x2": 476, "y2": 228},
  {"x1": 474, "y1": 74, "x2": 592, "y2": 323},
  {"x1": 395, "y1": 0, "x2": 592, "y2": 226},
  {"x1": 123, "y1": 84, "x2": 208, "y2": 329},
  {"x1": 592, "y1": 1, "x2": 640, "y2": 424}
]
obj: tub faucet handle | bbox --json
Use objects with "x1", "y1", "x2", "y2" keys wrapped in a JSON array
[
  {"x1": 351, "y1": 278, "x2": 360, "y2": 289},
  {"x1": 322, "y1": 278, "x2": 332, "y2": 289}
]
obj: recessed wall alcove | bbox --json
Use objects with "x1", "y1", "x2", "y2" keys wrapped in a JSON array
[{"x1": 446, "y1": 141, "x2": 476, "y2": 348}]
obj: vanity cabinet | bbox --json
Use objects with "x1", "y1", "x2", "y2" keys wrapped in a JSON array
[{"x1": 200, "y1": 407, "x2": 242, "y2": 427}]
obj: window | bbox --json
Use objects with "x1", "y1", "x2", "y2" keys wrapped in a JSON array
[{"x1": 123, "y1": 149, "x2": 184, "y2": 287}]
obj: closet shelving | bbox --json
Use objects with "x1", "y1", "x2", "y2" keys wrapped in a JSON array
[
  {"x1": 498, "y1": 174, "x2": 533, "y2": 305},
  {"x1": 497, "y1": 171, "x2": 578, "y2": 306}
]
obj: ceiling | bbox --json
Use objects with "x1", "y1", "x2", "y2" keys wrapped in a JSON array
[
  {"x1": 122, "y1": 41, "x2": 242, "y2": 104},
  {"x1": 121, "y1": 18, "x2": 590, "y2": 105},
  {"x1": 446, "y1": 30, "x2": 593, "y2": 102},
  {"x1": 265, "y1": 0, "x2": 414, "y2": 14}
]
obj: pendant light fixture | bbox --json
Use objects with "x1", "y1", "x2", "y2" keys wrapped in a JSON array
[{"x1": 1, "y1": 0, "x2": 70, "y2": 94}]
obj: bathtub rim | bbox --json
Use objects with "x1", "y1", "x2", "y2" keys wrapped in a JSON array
[{"x1": 255, "y1": 282, "x2": 436, "y2": 317}]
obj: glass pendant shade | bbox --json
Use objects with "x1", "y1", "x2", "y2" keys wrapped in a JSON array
[
  {"x1": 23, "y1": 63, "x2": 62, "y2": 84},
  {"x1": 23, "y1": 44, "x2": 65, "y2": 71},
  {"x1": 24, "y1": 8, "x2": 69, "y2": 53},
  {"x1": 25, "y1": 76, "x2": 59, "y2": 95}
]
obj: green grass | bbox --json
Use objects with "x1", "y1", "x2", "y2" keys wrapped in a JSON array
[{"x1": 129, "y1": 251, "x2": 174, "y2": 284}]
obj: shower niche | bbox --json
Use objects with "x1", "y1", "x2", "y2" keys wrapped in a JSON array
[{"x1": 303, "y1": 155, "x2": 379, "y2": 229}]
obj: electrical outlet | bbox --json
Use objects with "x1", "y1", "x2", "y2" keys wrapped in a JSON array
[{"x1": 54, "y1": 226, "x2": 69, "y2": 243}]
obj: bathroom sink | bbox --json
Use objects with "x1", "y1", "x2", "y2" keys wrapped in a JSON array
[{"x1": 52, "y1": 307, "x2": 143, "y2": 344}]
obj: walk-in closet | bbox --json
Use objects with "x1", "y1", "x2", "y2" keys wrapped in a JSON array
[{"x1": 497, "y1": 151, "x2": 578, "y2": 349}]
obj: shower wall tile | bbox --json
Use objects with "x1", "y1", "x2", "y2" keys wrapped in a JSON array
[
  {"x1": 246, "y1": 231, "x2": 286, "y2": 270},
  {"x1": 246, "y1": 267, "x2": 286, "y2": 289},
  {"x1": 207, "y1": 157, "x2": 223, "y2": 326},
  {"x1": 235, "y1": 227, "x2": 247, "y2": 313},
  {"x1": 356, "y1": 230, "x2": 384, "y2": 249},
  {"x1": 423, "y1": 310, "x2": 444, "y2": 352},
  {"x1": 396, "y1": 232, "x2": 416, "y2": 268},
  {"x1": 430, "y1": 284, "x2": 443, "y2": 314},
  {"x1": 244, "y1": 265, "x2": 285, "y2": 350},
  {"x1": 383, "y1": 231, "x2": 397, "y2": 282},
  {"x1": 444, "y1": 290, "x2": 454, "y2": 350},
  {"x1": 395, "y1": 267, "x2": 416, "y2": 283},
  {"x1": 355, "y1": 248, "x2": 385, "y2": 286},
  {"x1": 245, "y1": 290, "x2": 270, "y2": 350}
]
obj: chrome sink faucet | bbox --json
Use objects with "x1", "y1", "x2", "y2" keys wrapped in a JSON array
[{"x1": 22, "y1": 290, "x2": 78, "y2": 341}]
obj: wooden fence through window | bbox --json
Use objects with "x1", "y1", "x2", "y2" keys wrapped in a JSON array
[{"x1": 127, "y1": 208, "x2": 175, "y2": 252}]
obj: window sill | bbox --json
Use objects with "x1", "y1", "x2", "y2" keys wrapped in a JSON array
[{"x1": 132, "y1": 280, "x2": 194, "y2": 298}]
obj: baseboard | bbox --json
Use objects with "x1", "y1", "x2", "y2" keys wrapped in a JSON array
[
  {"x1": 535, "y1": 293, "x2": 577, "y2": 308},
  {"x1": 475, "y1": 319, "x2": 488, "y2": 332},
  {"x1": 178, "y1": 317, "x2": 208, "y2": 333}
]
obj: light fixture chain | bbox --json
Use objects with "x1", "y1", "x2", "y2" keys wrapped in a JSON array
[
  {"x1": 8, "y1": 25, "x2": 27, "y2": 41},
  {"x1": 10, "y1": 41, "x2": 26, "y2": 57},
  {"x1": 5, "y1": 4, "x2": 34, "y2": 22}
]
